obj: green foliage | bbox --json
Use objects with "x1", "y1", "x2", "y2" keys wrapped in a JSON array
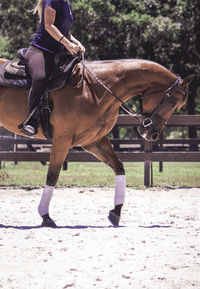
[
  {"x1": 0, "y1": 36, "x2": 10, "y2": 58},
  {"x1": 0, "y1": 0, "x2": 38, "y2": 58}
]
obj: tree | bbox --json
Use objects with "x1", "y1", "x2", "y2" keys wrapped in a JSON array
[{"x1": 0, "y1": 0, "x2": 38, "y2": 58}]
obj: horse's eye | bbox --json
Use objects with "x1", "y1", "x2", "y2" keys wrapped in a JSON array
[{"x1": 169, "y1": 101, "x2": 176, "y2": 108}]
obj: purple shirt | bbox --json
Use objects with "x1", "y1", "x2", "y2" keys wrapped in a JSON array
[{"x1": 31, "y1": 0, "x2": 74, "y2": 53}]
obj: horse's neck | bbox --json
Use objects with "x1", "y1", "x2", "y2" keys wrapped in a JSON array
[{"x1": 91, "y1": 59, "x2": 176, "y2": 102}]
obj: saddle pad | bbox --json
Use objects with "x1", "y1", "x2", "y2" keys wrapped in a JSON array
[
  {"x1": 0, "y1": 56, "x2": 81, "y2": 91},
  {"x1": 0, "y1": 62, "x2": 31, "y2": 90},
  {"x1": 4, "y1": 60, "x2": 27, "y2": 77}
]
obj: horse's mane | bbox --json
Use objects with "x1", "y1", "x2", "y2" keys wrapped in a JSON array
[
  {"x1": 87, "y1": 58, "x2": 167, "y2": 68},
  {"x1": 88, "y1": 58, "x2": 155, "y2": 64},
  {"x1": 86, "y1": 58, "x2": 173, "y2": 76}
]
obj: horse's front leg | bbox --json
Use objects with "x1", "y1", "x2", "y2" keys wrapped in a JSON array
[
  {"x1": 38, "y1": 136, "x2": 71, "y2": 227},
  {"x1": 83, "y1": 136, "x2": 126, "y2": 226}
]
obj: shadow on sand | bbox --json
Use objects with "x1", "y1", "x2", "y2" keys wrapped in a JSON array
[
  {"x1": 0, "y1": 223, "x2": 185, "y2": 230},
  {"x1": 139, "y1": 225, "x2": 184, "y2": 229},
  {"x1": 139, "y1": 225, "x2": 172, "y2": 229},
  {"x1": 0, "y1": 223, "x2": 126, "y2": 230}
]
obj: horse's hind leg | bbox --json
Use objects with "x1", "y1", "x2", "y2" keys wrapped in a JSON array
[
  {"x1": 38, "y1": 137, "x2": 71, "y2": 227},
  {"x1": 83, "y1": 136, "x2": 126, "y2": 226}
]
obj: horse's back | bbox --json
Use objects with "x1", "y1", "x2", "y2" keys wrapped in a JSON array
[{"x1": 0, "y1": 58, "x2": 8, "y2": 66}]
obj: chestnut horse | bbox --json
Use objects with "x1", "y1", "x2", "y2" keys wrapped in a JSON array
[{"x1": 0, "y1": 57, "x2": 193, "y2": 227}]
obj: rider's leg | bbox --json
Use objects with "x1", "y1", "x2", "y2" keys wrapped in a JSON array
[{"x1": 20, "y1": 45, "x2": 54, "y2": 135}]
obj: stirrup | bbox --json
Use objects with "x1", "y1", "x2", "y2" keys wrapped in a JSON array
[
  {"x1": 18, "y1": 106, "x2": 39, "y2": 136},
  {"x1": 18, "y1": 107, "x2": 37, "y2": 130},
  {"x1": 20, "y1": 124, "x2": 36, "y2": 137}
]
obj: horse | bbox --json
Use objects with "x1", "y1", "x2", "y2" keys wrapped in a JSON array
[{"x1": 0, "y1": 56, "x2": 194, "y2": 227}]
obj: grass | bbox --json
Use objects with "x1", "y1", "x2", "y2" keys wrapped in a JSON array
[{"x1": 0, "y1": 161, "x2": 200, "y2": 188}]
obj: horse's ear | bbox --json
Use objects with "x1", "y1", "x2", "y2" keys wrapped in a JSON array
[{"x1": 180, "y1": 74, "x2": 196, "y2": 87}]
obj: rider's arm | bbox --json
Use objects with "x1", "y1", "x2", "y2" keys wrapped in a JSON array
[{"x1": 44, "y1": 6, "x2": 79, "y2": 54}]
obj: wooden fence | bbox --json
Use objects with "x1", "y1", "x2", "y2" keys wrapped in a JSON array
[{"x1": 0, "y1": 114, "x2": 200, "y2": 186}]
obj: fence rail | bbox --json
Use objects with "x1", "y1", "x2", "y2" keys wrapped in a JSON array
[{"x1": 0, "y1": 114, "x2": 200, "y2": 186}]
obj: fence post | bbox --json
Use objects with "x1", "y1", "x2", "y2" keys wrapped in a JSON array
[
  {"x1": 159, "y1": 131, "x2": 163, "y2": 172},
  {"x1": 144, "y1": 140, "x2": 153, "y2": 187},
  {"x1": 14, "y1": 134, "x2": 18, "y2": 165},
  {"x1": 63, "y1": 160, "x2": 68, "y2": 171},
  {"x1": 112, "y1": 126, "x2": 120, "y2": 151}
]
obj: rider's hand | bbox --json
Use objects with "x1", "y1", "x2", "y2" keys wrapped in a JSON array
[
  {"x1": 77, "y1": 42, "x2": 86, "y2": 53},
  {"x1": 65, "y1": 42, "x2": 80, "y2": 55}
]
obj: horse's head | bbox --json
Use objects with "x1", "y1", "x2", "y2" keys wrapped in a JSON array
[{"x1": 137, "y1": 75, "x2": 195, "y2": 142}]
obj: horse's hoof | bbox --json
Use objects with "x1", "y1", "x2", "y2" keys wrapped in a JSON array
[
  {"x1": 41, "y1": 217, "x2": 57, "y2": 228},
  {"x1": 108, "y1": 210, "x2": 120, "y2": 226}
]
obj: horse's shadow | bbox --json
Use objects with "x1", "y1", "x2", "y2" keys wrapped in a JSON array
[
  {"x1": 0, "y1": 223, "x2": 184, "y2": 230},
  {"x1": 139, "y1": 225, "x2": 172, "y2": 229},
  {"x1": 0, "y1": 223, "x2": 125, "y2": 230}
]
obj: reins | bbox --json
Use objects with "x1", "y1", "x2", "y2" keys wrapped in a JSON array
[
  {"x1": 80, "y1": 55, "x2": 185, "y2": 129},
  {"x1": 80, "y1": 56, "x2": 144, "y2": 125}
]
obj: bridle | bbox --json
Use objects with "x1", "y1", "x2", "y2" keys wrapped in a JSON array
[
  {"x1": 140, "y1": 77, "x2": 188, "y2": 129},
  {"x1": 80, "y1": 57, "x2": 188, "y2": 128}
]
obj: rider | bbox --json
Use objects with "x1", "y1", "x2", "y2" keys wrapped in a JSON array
[{"x1": 20, "y1": 0, "x2": 85, "y2": 136}]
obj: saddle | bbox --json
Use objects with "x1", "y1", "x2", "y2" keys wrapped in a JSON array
[
  {"x1": 0, "y1": 48, "x2": 81, "y2": 91},
  {"x1": 0, "y1": 48, "x2": 82, "y2": 140}
]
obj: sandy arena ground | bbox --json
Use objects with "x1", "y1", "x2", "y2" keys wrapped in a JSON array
[{"x1": 0, "y1": 186, "x2": 200, "y2": 289}]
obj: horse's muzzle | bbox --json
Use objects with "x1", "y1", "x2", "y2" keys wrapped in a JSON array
[{"x1": 137, "y1": 125, "x2": 160, "y2": 142}]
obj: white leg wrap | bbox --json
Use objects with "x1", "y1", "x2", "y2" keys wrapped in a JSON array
[
  {"x1": 114, "y1": 175, "x2": 126, "y2": 206},
  {"x1": 38, "y1": 185, "x2": 54, "y2": 217}
]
